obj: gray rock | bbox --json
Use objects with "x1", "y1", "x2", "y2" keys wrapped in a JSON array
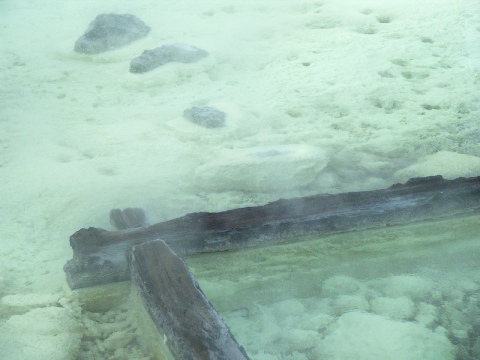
[
  {"x1": 74, "y1": 14, "x2": 150, "y2": 54},
  {"x1": 183, "y1": 106, "x2": 226, "y2": 128},
  {"x1": 130, "y1": 43, "x2": 208, "y2": 73},
  {"x1": 109, "y1": 208, "x2": 149, "y2": 230}
]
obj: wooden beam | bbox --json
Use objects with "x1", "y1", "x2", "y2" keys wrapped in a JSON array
[
  {"x1": 130, "y1": 240, "x2": 250, "y2": 360},
  {"x1": 64, "y1": 176, "x2": 480, "y2": 289}
]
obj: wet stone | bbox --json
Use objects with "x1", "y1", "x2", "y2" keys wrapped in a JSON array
[
  {"x1": 130, "y1": 43, "x2": 208, "y2": 73},
  {"x1": 183, "y1": 106, "x2": 226, "y2": 128},
  {"x1": 74, "y1": 14, "x2": 151, "y2": 54}
]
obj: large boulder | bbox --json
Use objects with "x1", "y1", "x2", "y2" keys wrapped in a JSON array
[
  {"x1": 130, "y1": 43, "x2": 208, "y2": 73},
  {"x1": 194, "y1": 145, "x2": 329, "y2": 192},
  {"x1": 74, "y1": 14, "x2": 150, "y2": 54}
]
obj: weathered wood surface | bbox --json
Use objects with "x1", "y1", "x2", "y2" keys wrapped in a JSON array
[
  {"x1": 131, "y1": 240, "x2": 250, "y2": 360},
  {"x1": 64, "y1": 176, "x2": 480, "y2": 289}
]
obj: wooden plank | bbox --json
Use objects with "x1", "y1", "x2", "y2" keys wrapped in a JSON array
[
  {"x1": 64, "y1": 176, "x2": 480, "y2": 289},
  {"x1": 130, "y1": 239, "x2": 250, "y2": 360}
]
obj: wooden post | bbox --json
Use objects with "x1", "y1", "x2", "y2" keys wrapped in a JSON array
[{"x1": 130, "y1": 240, "x2": 250, "y2": 360}]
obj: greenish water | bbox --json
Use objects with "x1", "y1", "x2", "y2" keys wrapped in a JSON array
[{"x1": 188, "y1": 216, "x2": 480, "y2": 360}]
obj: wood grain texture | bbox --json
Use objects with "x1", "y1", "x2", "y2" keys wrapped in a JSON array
[{"x1": 131, "y1": 240, "x2": 249, "y2": 360}]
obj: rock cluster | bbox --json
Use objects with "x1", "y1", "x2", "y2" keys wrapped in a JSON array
[
  {"x1": 74, "y1": 14, "x2": 208, "y2": 73},
  {"x1": 75, "y1": 14, "x2": 220, "y2": 133}
]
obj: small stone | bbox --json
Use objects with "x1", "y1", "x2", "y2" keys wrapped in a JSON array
[
  {"x1": 130, "y1": 43, "x2": 208, "y2": 73},
  {"x1": 332, "y1": 295, "x2": 370, "y2": 315},
  {"x1": 103, "y1": 331, "x2": 135, "y2": 351},
  {"x1": 98, "y1": 321, "x2": 128, "y2": 337},
  {"x1": 281, "y1": 329, "x2": 319, "y2": 352},
  {"x1": 75, "y1": 14, "x2": 150, "y2": 54},
  {"x1": 183, "y1": 106, "x2": 226, "y2": 128},
  {"x1": 273, "y1": 299, "x2": 305, "y2": 319},
  {"x1": 451, "y1": 329, "x2": 469, "y2": 340},
  {"x1": 300, "y1": 313, "x2": 334, "y2": 332},
  {"x1": 415, "y1": 302, "x2": 438, "y2": 327},
  {"x1": 380, "y1": 275, "x2": 433, "y2": 301},
  {"x1": 370, "y1": 296, "x2": 415, "y2": 320}
]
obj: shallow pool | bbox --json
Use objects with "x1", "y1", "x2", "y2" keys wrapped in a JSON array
[{"x1": 188, "y1": 216, "x2": 480, "y2": 360}]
